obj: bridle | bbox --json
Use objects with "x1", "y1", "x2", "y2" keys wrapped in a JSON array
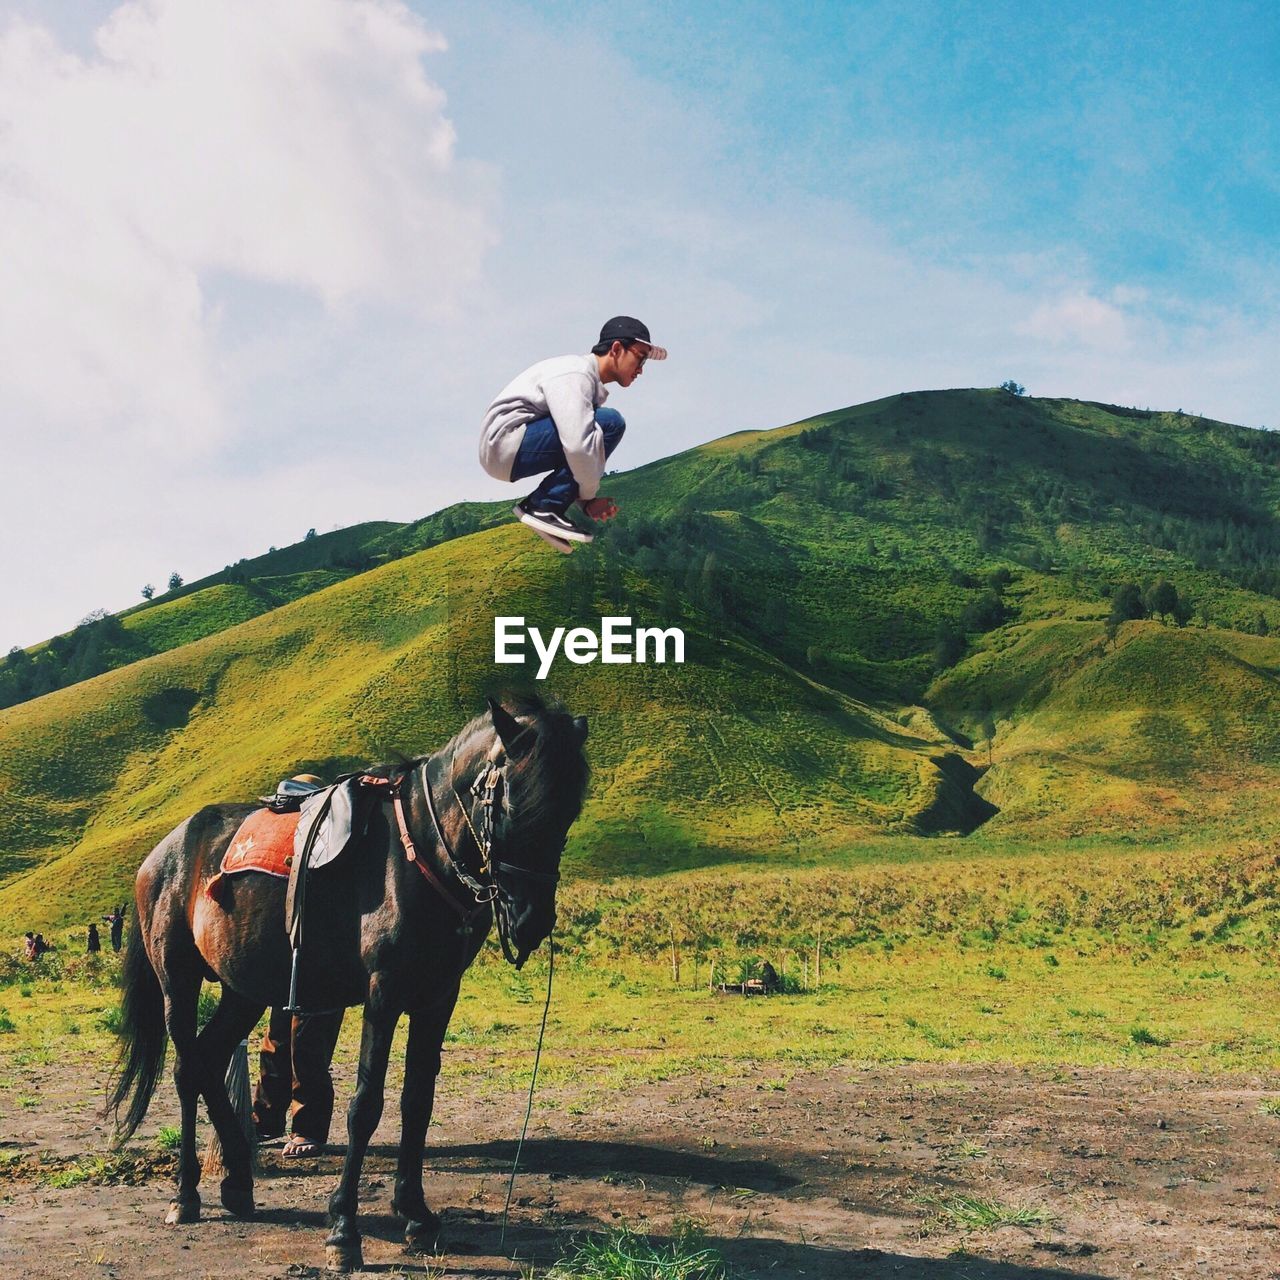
[{"x1": 366, "y1": 736, "x2": 560, "y2": 966}]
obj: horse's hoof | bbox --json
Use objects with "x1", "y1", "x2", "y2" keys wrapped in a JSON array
[
  {"x1": 219, "y1": 1177, "x2": 255, "y2": 1218},
  {"x1": 325, "y1": 1239, "x2": 363, "y2": 1273},
  {"x1": 165, "y1": 1196, "x2": 200, "y2": 1225}
]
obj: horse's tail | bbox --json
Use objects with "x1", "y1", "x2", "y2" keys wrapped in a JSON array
[{"x1": 105, "y1": 919, "x2": 168, "y2": 1142}]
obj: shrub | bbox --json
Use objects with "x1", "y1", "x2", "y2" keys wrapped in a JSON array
[{"x1": 547, "y1": 1225, "x2": 725, "y2": 1280}]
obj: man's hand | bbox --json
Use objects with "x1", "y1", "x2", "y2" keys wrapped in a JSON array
[{"x1": 581, "y1": 496, "x2": 619, "y2": 521}]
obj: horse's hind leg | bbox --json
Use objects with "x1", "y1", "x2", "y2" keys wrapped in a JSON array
[
  {"x1": 195, "y1": 985, "x2": 265, "y2": 1217},
  {"x1": 161, "y1": 977, "x2": 205, "y2": 1224}
]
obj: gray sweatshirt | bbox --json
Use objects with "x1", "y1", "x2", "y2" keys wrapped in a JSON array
[{"x1": 478, "y1": 354, "x2": 609, "y2": 500}]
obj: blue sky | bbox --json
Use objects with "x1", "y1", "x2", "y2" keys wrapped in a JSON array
[{"x1": 1, "y1": 0, "x2": 1276, "y2": 651}]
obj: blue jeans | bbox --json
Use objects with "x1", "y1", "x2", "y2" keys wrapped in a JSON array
[{"x1": 510, "y1": 407, "x2": 626, "y2": 514}]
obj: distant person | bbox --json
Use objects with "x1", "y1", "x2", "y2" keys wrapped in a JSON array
[
  {"x1": 103, "y1": 906, "x2": 125, "y2": 952},
  {"x1": 32, "y1": 933, "x2": 53, "y2": 959},
  {"x1": 23, "y1": 931, "x2": 37, "y2": 962},
  {"x1": 253, "y1": 1007, "x2": 345, "y2": 1158},
  {"x1": 479, "y1": 316, "x2": 667, "y2": 553},
  {"x1": 87, "y1": 923, "x2": 101, "y2": 954}
]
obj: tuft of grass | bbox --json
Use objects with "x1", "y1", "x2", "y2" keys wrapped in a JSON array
[
  {"x1": 917, "y1": 1191, "x2": 1055, "y2": 1232},
  {"x1": 546, "y1": 1226, "x2": 726, "y2": 1280},
  {"x1": 1256, "y1": 1097, "x2": 1280, "y2": 1116},
  {"x1": 154, "y1": 1126, "x2": 182, "y2": 1150},
  {"x1": 0, "y1": 1008, "x2": 15, "y2": 1033},
  {"x1": 37, "y1": 1150, "x2": 175, "y2": 1188},
  {"x1": 1128, "y1": 1026, "x2": 1171, "y2": 1047},
  {"x1": 45, "y1": 1159, "x2": 104, "y2": 1189},
  {"x1": 950, "y1": 1140, "x2": 989, "y2": 1159}
]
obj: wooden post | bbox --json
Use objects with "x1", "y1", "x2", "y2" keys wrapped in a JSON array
[
  {"x1": 815, "y1": 926, "x2": 822, "y2": 988},
  {"x1": 669, "y1": 925, "x2": 680, "y2": 985}
]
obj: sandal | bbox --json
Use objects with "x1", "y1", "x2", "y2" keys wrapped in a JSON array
[{"x1": 281, "y1": 1135, "x2": 323, "y2": 1158}]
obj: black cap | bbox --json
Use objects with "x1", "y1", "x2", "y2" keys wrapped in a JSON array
[{"x1": 595, "y1": 316, "x2": 667, "y2": 360}]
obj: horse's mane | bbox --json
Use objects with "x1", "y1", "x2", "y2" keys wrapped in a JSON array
[
  {"x1": 444, "y1": 694, "x2": 589, "y2": 849},
  {"x1": 366, "y1": 694, "x2": 589, "y2": 854}
]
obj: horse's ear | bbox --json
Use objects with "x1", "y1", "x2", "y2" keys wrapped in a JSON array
[
  {"x1": 573, "y1": 715, "x2": 588, "y2": 743},
  {"x1": 486, "y1": 696, "x2": 524, "y2": 753}
]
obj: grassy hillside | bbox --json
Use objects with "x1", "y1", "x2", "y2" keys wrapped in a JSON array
[
  {"x1": 5, "y1": 388, "x2": 1280, "y2": 930},
  {"x1": 0, "y1": 519, "x2": 486, "y2": 709}
]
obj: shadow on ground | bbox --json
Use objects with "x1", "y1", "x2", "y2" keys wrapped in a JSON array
[{"x1": 368, "y1": 1136, "x2": 803, "y2": 1193}]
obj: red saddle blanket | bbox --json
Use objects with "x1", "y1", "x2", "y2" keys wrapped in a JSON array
[{"x1": 217, "y1": 808, "x2": 302, "y2": 881}]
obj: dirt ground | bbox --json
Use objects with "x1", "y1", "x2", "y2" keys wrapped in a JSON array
[{"x1": 2, "y1": 1057, "x2": 1279, "y2": 1279}]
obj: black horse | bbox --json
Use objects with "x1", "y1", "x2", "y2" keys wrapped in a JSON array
[{"x1": 108, "y1": 695, "x2": 589, "y2": 1271}]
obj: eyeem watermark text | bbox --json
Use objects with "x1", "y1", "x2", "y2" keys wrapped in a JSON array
[{"x1": 494, "y1": 616, "x2": 685, "y2": 680}]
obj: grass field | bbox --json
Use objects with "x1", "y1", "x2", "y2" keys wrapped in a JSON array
[{"x1": 5, "y1": 838, "x2": 1278, "y2": 1103}]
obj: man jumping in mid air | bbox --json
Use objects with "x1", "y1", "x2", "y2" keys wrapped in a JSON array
[{"x1": 479, "y1": 316, "x2": 667, "y2": 552}]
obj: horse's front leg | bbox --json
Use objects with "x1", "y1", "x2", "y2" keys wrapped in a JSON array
[
  {"x1": 393, "y1": 985, "x2": 461, "y2": 1251},
  {"x1": 325, "y1": 998, "x2": 399, "y2": 1273}
]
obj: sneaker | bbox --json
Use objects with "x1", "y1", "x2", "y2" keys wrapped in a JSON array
[
  {"x1": 513, "y1": 501, "x2": 592, "y2": 544},
  {"x1": 525, "y1": 522, "x2": 574, "y2": 554}
]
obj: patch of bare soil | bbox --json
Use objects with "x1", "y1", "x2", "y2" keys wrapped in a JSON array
[{"x1": 2, "y1": 1061, "x2": 1278, "y2": 1278}]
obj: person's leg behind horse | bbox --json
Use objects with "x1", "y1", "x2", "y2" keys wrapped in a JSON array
[
  {"x1": 287, "y1": 1008, "x2": 344, "y2": 1151},
  {"x1": 511, "y1": 407, "x2": 626, "y2": 515},
  {"x1": 393, "y1": 984, "x2": 462, "y2": 1249},
  {"x1": 325, "y1": 997, "x2": 400, "y2": 1272},
  {"x1": 252, "y1": 1005, "x2": 294, "y2": 1141}
]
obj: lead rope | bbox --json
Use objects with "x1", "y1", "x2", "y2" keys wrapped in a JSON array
[{"x1": 500, "y1": 933, "x2": 555, "y2": 1252}]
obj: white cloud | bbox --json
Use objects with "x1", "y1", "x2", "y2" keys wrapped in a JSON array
[
  {"x1": 0, "y1": 0, "x2": 495, "y2": 648},
  {"x1": 1025, "y1": 290, "x2": 1134, "y2": 351},
  {"x1": 0, "y1": 0, "x2": 492, "y2": 449}
]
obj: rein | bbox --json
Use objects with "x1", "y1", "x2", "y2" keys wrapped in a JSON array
[{"x1": 500, "y1": 931, "x2": 554, "y2": 1252}]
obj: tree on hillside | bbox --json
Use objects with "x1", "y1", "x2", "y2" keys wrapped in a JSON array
[
  {"x1": 305, "y1": 527, "x2": 317, "y2": 540},
  {"x1": 974, "y1": 694, "x2": 997, "y2": 767},
  {"x1": 1000, "y1": 380, "x2": 1026, "y2": 396},
  {"x1": 141, "y1": 584, "x2": 155, "y2": 600},
  {"x1": 933, "y1": 622, "x2": 965, "y2": 670},
  {"x1": 1144, "y1": 578, "x2": 1179, "y2": 621},
  {"x1": 961, "y1": 591, "x2": 1007, "y2": 633},
  {"x1": 1108, "y1": 582, "x2": 1146, "y2": 626},
  {"x1": 167, "y1": 571, "x2": 183, "y2": 592}
]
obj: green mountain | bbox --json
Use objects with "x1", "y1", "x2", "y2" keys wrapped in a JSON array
[{"x1": 5, "y1": 388, "x2": 1280, "y2": 930}]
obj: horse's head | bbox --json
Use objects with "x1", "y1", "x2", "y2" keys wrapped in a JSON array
[{"x1": 444, "y1": 694, "x2": 589, "y2": 967}]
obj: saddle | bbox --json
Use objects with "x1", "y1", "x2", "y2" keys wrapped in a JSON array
[
  {"x1": 284, "y1": 776, "x2": 373, "y2": 939},
  {"x1": 205, "y1": 770, "x2": 393, "y2": 1016},
  {"x1": 207, "y1": 775, "x2": 376, "y2": 924}
]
